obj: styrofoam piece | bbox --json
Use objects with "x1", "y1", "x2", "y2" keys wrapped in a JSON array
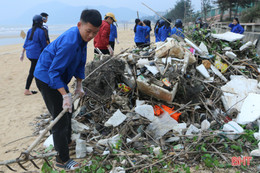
[
  {"x1": 186, "y1": 124, "x2": 200, "y2": 138},
  {"x1": 172, "y1": 123, "x2": 187, "y2": 134},
  {"x1": 211, "y1": 32, "x2": 245, "y2": 42},
  {"x1": 223, "y1": 47, "x2": 231, "y2": 51},
  {"x1": 223, "y1": 121, "x2": 244, "y2": 140},
  {"x1": 162, "y1": 57, "x2": 172, "y2": 64},
  {"x1": 98, "y1": 134, "x2": 120, "y2": 147},
  {"x1": 144, "y1": 65, "x2": 159, "y2": 75},
  {"x1": 43, "y1": 134, "x2": 54, "y2": 148},
  {"x1": 204, "y1": 77, "x2": 214, "y2": 83},
  {"x1": 250, "y1": 143, "x2": 260, "y2": 157},
  {"x1": 105, "y1": 110, "x2": 127, "y2": 127},
  {"x1": 137, "y1": 79, "x2": 178, "y2": 102},
  {"x1": 233, "y1": 65, "x2": 246, "y2": 69},
  {"x1": 136, "y1": 100, "x2": 145, "y2": 107},
  {"x1": 137, "y1": 59, "x2": 150, "y2": 67},
  {"x1": 135, "y1": 104, "x2": 154, "y2": 121},
  {"x1": 225, "y1": 51, "x2": 237, "y2": 59},
  {"x1": 221, "y1": 75, "x2": 260, "y2": 111},
  {"x1": 201, "y1": 120, "x2": 210, "y2": 131},
  {"x1": 153, "y1": 147, "x2": 161, "y2": 156},
  {"x1": 236, "y1": 93, "x2": 260, "y2": 124},
  {"x1": 109, "y1": 167, "x2": 126, "y2": 173},
  {"x1": 181, "y1": 51, "x2": 190, "y2": 74},
  {"x1": 71, "y1": 119, "x2": 90, "y2": 133},
  {"x1": 196, "y1": 64, "x2": 210, "y2": 79},
  {"x1": 199, "y1": 42, "x2": 209, "y2": 55},
  {"x1": 76, "y1": 139, "x2": 87, "y2": 158},
  {"x1": 240, "y1": 41, "x2": 253, "y2": 51},
  {"x1": 184, "y1": 38, "x2": 203, "y2": 54},
  {"x1": 102, "y1": 150, "x2": 110, "y2": 155},
  {"x1": 165, "y1": 136, "x2": 180, "y2": 143},
  {"x1": 210, "y1": 65, "x2": 228, "y2": 82},
  {"x1": 146, "y1": 112, "x2": 178, "y2": 139},
  {"x1": 71, "y1": 133, "x2": 80, "y2": 141}
]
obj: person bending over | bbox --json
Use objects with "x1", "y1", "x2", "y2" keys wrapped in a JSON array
[{"x1": 34, "y1": 9, "x2": 102, "y2": 170}]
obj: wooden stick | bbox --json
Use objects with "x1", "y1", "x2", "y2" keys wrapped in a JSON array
[{"x1": 21, "y1": 95, "x2": 79, "y2": 158}]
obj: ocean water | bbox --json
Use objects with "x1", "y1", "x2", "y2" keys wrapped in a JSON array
[
  {"x1": 0, "y1": 24, "x2": 74, "y2": 46},
  {"x1": 0, "y1": 23, "x2": 132, "y2": 46}
]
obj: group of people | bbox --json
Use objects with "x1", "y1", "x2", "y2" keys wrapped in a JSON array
[
  {"x1": 133, "y1": 18, "x2": 184, "y2": 47},
  {"x1": 20, "y1": 8, "x2": 246, "y2": 170}
]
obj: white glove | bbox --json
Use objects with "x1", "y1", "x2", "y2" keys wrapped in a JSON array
[
  {"x1": 75, "y1": 86, "x2": 85, "y2": 98},
  {"x1": 62, "y1": 93, "x2": 72, "y2": 113},
  {"x1": 108, "y1": 45, "x2": 114, "y2": 56},
  {"x1": 20, "y1": 52, "x2": 24, "y2": 62},
  {"x1": 116, "y1": 39, "x2": 119, "y2": 44}
]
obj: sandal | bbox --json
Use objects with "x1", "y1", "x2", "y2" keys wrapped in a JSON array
[{"x1": 56, "y1": 159, "x2": 80, "y2": 170}]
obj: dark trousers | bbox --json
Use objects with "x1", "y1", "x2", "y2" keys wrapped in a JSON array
[
  {"x1": 109, "y1": 41, "x2": 115, "y2": 50},
  {"x1": 94, "y1": 49, "x2": 110, "y2": 55},
  {"x1": 35, "y1": 78, "x2": 72, "y2": 163},
  {"x1": 135, "y1": 42, "x2": 145, "y2": 48},
  {"x1": 25, "y1": 59, "x2": 38, "y2": 90}
]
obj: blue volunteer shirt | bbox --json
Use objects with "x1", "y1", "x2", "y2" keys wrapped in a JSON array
[
  {"x1": 109, "y1": 24, "x2": 117, "y2": 42},
  {"x1": 155, "y1": 25, "x2": 160, "y2": 42},
  {"x1": 144, "y1": 26, "x2": 151, "y2": 43},
  {"x1": 34, "y1": 26, "x2": 87, "y2": 90},
  {"x1": 158, "y1": 26, "x2": 171, "y2": 42},
  {"x1": 171, "y1": 27, "x2": 184, "y2": 39},
  {"x1": 229, "y1": 23, "x2": 244, "y2": 34},
  {"x1": 134, "y1": 25, "x2": 146, "y2": 43},
  {"x1": 23, "y1": 27, "x2": 47, "y2": 59}
]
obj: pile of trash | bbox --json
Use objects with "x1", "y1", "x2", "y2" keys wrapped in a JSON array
[{"x1": 36, "y1": 32, "x2": 260, "y2": 172}]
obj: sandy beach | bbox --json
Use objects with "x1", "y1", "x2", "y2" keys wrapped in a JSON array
[{"x1": 0, "y1": 29, "x2": 136, "y2": 172}]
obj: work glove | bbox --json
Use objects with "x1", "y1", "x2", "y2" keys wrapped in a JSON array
[
  {"x1": 62, "y1": 93, "x2": 72, "y2": 113},
  {"x1": 108, "y1": 45, "x2": 114, "y2": 56},
  {"x1": 20, "y1": 52, "x2": 24, "y2": 62},
  {"x1": 116, "y1": 38, "x2": 119, "y2": 44},
  {"x1": 74, "y1": 85, "x2": 85, "y2": 98}
]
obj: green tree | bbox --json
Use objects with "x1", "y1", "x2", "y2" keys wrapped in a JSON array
[
  {"x1": 201, "y1": 0, "x2": 212, "y2": 21},
  {"x1": 165, "y1": 0, "x2": 193, "y2": 22}
]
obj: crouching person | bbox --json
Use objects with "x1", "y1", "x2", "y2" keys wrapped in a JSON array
[{"x1": 33, "y1": 9, "x2": 102, "y2": 170}]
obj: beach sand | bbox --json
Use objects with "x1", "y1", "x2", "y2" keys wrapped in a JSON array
[{"x1": 0, "y1": 29, "x2": 135, "y2": 172}]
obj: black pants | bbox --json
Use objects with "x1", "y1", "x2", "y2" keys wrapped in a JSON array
[
  {"x1": 35, "y1": 78, "x2": 72, "y2": 163},
  {"x1": 109, "y1": 41, "x2": 115, "y2": 50},
  {"x1": 25, "y1": 59, "x2": 38, "y2": 90},
  {"x1": 135, "y1": 42, "x2": 145, "y2": 48},
  {"x1": 94, "y1": 49, "x2": 110, "y2": 55}
]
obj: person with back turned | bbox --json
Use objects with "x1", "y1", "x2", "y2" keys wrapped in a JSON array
[
  {"x1": 33, "y1": 9, "x2": 102, "y2": 170},
  {"x1": 109, "y1": 21, "x2": 118, "y2": 51},
  {"x1": 94, "y1": 12, "x2": 117, "y2": 55},
  {"x1": 20, "y1": 15, "x2": 47, "y2": 95}
]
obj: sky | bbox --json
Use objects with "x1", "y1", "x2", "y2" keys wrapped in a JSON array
[{"x1": 0, "y1": 0, "x2": 202, "y2": 24}]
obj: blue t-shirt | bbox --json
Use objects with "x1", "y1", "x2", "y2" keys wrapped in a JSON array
[
  {"x1": 144, "y1": 26, "x2": 151, "y2": 43},
  {"x1": 171, "y1": 27, "x2": 184, "y2": 39},
  {"x1": 109, "y1": 24, "x2": 117, "y2": 42},
  {"x1": 158, "y1": 26, "x2": 171, "y2": 42},
  {"x1": 23, "y1": 27, "x2": 47, "y2": 59},
  {"x1": 34, "y1": 26, "x2": 87, "y2": 90},
  {"x1": 134, "y1": 25, "x2": 146, "y2": 43},
  {"x1": 229, "y1": 23, "x2": 244, "y2": 34}
]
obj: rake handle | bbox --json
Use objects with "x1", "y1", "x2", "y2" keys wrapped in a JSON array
[{"x1": 22, "y1": 94, "x2": 79, "y2": 158}]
